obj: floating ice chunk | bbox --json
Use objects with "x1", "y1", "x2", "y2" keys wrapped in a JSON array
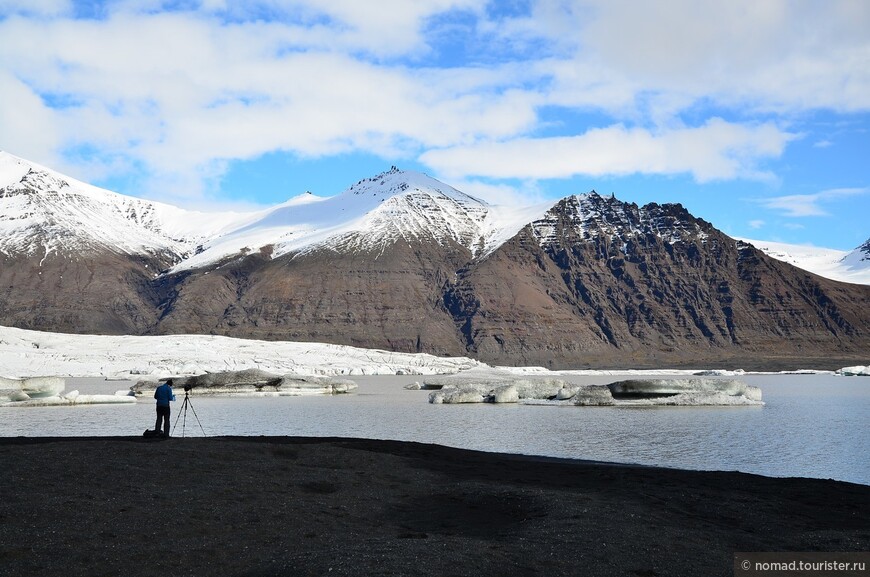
[
  {"x1": 427, "y1": 378, "x2": 572, "y2": 404},
  {"x1": 617, "y1": 392, "x2": 763, "y2": 406},
  {"x1": 22, "y1": 377, "x2": 66, "y2": 398},
  {"x1": 1, "y1": 393, "x2": 136, "y2": 407},
  {"x1": 837, "y1": 365, "x2": 870, "y2": 376},
  {"x1": 404, "y1": 382, "x2": 422, "y2": 390},
  {"x1": 131, "y1": 369, "x2": 357, "y2": 396},
  {"x1": 693, "y1": 369, "x2": 746, "y2": 376},
  {"x1": 606, "y1": 379, "x2": 763, "y2": 405},
  {"x1": 607, "y1": 379, "x2": 760, "y2": 398},
  {"x1": 428, "y1": 384, "x2": 486, "y2": 404},
  {"x1": 492, "y1": 385, "x2": 518, "y2": 404},
  {"x1": 572, "y1": 386, "x2": 615, "y2": 406},
  {"x1": 427, "y1": 374, "x2": 761, "y2": 406},
  {"x1": 0, "y1": 376, "x2": 65, "y2": 402}
]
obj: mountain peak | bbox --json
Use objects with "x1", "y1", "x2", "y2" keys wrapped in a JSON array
[{"x1": 530, "y1": 190, "x2": 712, "y2": 252}]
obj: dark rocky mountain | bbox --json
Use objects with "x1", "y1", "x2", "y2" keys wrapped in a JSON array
[
  {"x1": 440, "y1": 195, "x2": 870, "y2": 369},
  {"x1": 1, "y1": 152, "x2": 868, "y2": 369}
]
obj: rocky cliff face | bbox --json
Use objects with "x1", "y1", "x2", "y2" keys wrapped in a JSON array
[
  {"x1": 440, "y1": 195, "x2": 870, "y2": 368},
  {"x1": 2, "y1": 153, "x2": 868, "y2": 369}
]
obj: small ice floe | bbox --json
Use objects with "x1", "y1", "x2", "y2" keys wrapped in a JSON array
[
  {"x1": 837, "y1": 365, "x2": 870, "y2": 376},
  {"x1": 692, "y1": 369, "x2": 746, "y2": 376},
  {"x1": 0, "y1": 376, "x2": 136, "y2": 407},
  {"x1": 427, "y1": 373, "x2": 763, "y2": 406},
  {"x1": 131, "y1": 368, "x2": 358, "y2": 397}
]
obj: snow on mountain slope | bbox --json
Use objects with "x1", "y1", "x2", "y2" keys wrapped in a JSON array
[
  {"x1": 737, "y1": 237, "x2": 870, "y2": 285},
  {"x1": 171, "y1": 167, "x2": 552, "y2": 271},
  {"x1": 0, "y1": 152, "x2": 249, "y2": 262},
  {"x1": 2, "y1": 152, "x2": 551, "y2": 273},
  {"x1": 841, "y1": 238, "x2": 870, "y2": 271}
]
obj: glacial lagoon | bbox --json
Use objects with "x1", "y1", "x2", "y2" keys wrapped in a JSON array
[{"x1": 1, "y1": 373, "x2": 867, "y2": 485}]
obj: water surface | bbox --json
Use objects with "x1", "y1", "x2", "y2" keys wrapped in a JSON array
[{"x1": 1, "y1": 373, "x2": 867, "y2": 485}]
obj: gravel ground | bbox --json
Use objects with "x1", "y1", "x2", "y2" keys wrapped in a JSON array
[{"x1": 1, "y1": 436, "x2": 868, "y2": 577}]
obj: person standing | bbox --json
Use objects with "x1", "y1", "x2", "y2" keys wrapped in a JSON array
[{"x1": 154, "y1": 378, "x2": 176, "y2": 437}]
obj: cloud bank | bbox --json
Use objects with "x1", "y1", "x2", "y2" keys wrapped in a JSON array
[{"x1": 0, "y1": 0, "x2": 867, "y2": 204}]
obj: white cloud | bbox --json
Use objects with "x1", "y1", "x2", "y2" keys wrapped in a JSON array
[
  {"x1": 0, "y1": 72, "x2": 63, "y2": 166},
  {"x1": 749, "y1": 220, "x2": 765, "y2": 230},
  {"x1": 523, "y1": 0, "x2": 870, "y2": 115},
  {"x1": 420, "y1": 119, "x2": 795, "y2": 182},
  {"x1": 0, "y1": 1, "x2": 867, "y2": 204},
  {"x1": 0, "y1": 10, "x2": 535, "y2": 201},
  {"x1": 445, "y1": 178, "x2": 549, "y2": 207},
  {"x1": 758, "y1": 188, "x2": 869, "y2": 217}
]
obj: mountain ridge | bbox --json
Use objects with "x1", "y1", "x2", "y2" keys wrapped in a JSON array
[
  {"x1": 1, "y1": 151, "x2": 869, "y2": 369},
  {"x1": 2, "y1": 151, "x2": 866, "y2": 281}
]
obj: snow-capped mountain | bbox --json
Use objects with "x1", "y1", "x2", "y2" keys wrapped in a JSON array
[
  {"x1": 0, "y1": 152, "x2": 546, "y2": 273},
  {"x1": 0, "y1": 152, "x2": 249, "y2": 264},
  {"x1": 1, "y1": 151, "x2": 869, "y2": 369},
  {"x1": 172, "y1": 167, "x2": 548, "y2": 272},
  {"x1": 4, "y1": 150, "x2": 864, "y2": 284}
]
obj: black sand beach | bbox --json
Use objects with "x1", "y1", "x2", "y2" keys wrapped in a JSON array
[{"x1": 1, "y1": 437, "x2": 867, "y2": 577}]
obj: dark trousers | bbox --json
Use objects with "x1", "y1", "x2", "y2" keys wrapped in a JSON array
[{"x1": 155, "y1": 405, "x2": 171, "y2": 436}]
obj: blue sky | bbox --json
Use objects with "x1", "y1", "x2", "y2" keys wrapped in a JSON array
[{"x1": 0, "y1": 0, "x2": 868, "y2": 249}]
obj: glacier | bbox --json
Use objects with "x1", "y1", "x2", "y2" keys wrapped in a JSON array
[
  {"x1": 0, "y1": 324, "x2": 858, "y2": 384},
  {"x1": 0, "y1": 324, "x2": 483, "y2": 379}
]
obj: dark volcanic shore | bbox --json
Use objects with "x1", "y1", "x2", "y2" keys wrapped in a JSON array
[{"x1": 1, "y1": 437, "x2": 867, "y2": 577}]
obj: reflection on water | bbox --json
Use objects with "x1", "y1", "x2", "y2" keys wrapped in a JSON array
[{"x1": 1, "y1": 374, "x2": 867, "y2": 485}]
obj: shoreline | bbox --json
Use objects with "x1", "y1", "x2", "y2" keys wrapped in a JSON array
[{"x1": 2, "y1": 436, "x2": 868, "y2": 577}]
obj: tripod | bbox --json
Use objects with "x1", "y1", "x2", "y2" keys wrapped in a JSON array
[{"x1": 172, "y1": 390, "x2": 207, "y2": 437}]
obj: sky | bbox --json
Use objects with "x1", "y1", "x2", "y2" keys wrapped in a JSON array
[{"x1": 0, "y1": 0, "x2": 868, "y2": 250}]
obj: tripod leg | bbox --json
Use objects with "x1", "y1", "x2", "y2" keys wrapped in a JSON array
[
  {"x1": 172, "y1": 395, "x2": 188, "y2": 437},
  {"x1": 186, "y1": 397, "x2": 207, "y2": 437}
]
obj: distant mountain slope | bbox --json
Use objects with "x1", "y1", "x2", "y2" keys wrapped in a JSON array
[
  {"x1": 1, "y1": 151, "x2": 869, "y2": 369},
  {"x1": 739, "y1": 238, "x2": 870, "y2": 286}
]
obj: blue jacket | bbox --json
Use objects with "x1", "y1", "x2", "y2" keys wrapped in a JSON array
[{"x1": 154, "y1": 383, "x2": 176, "y2": 407}]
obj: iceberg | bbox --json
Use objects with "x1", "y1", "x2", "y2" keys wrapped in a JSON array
[
  {"x1": 607, "y1": 379, "x2": 763, "y2": 401},
  {"x1": 837, "y1": 365, "x2": 870, "y2": 376},
  {"x1": 425, "y1": 368, "x2": 575, "y2": 404},
  {"x1": 0, "y1": 376, "x2": 65, "y2": 401},
  {"x1": 131, "y1": 369, "x2": 358, "y2": 397},
  {"x1": 426, "y1": 372, "x2": 763, "y2": 406},
  {"x1": 0, "y1": 376, "x2": 136, "y2": 407}
]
